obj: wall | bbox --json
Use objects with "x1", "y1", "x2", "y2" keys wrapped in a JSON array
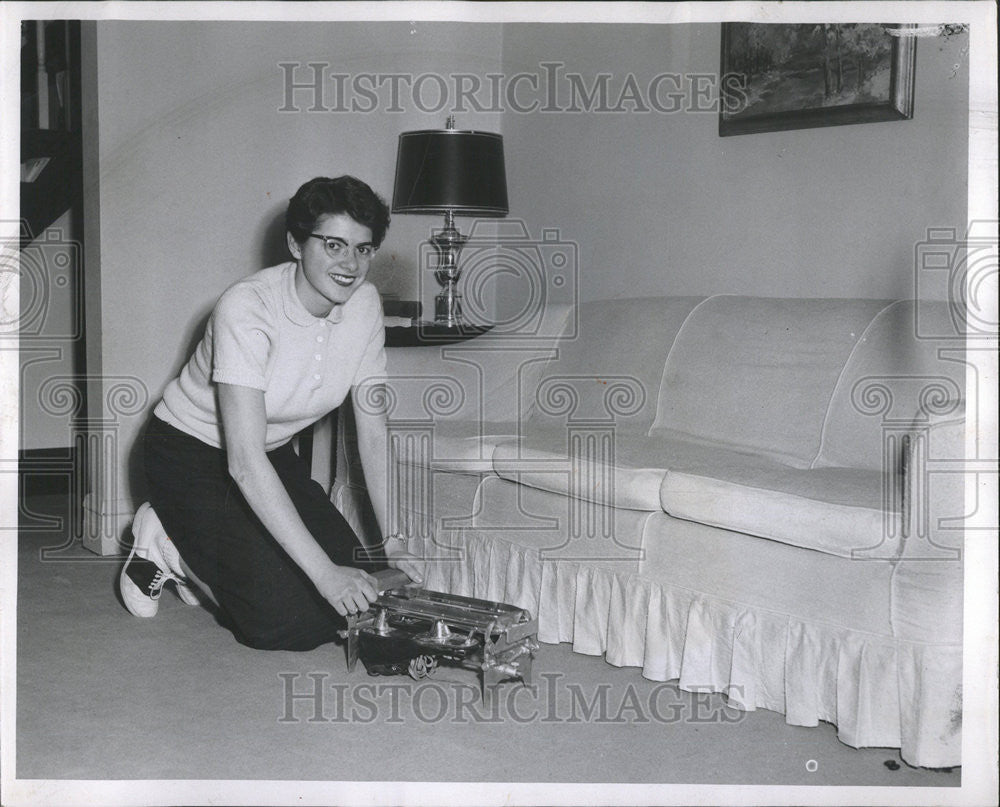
[
  {"x1": 500, "y1": 23, "x2": 970, "y2": 302},
  {"x1": 82, "y1": 21, "x2": 504, "y2": 550},
  {"x1": 81, "y1": 20, "x2": 972, "y2": 550}
]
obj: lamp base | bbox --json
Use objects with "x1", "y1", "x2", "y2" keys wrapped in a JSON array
[
  {"x1": 430, "y1": 215, "x2": 467, "y2": 327},
  {"x1": 434, "y1": 284, "x2": 462, "y2": 326}
]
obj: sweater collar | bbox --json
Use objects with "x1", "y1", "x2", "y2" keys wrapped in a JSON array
[{"x1": 282, "y1": 262, "x2": 345, "y2": 326}]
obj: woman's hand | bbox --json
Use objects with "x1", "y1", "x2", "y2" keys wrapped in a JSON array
[
  {"x1": 314, "y1": 563, "x2": 379, "y2": 616},
  {"x1": 383, "y1": 535, "x2": 425, "y2": 586}
]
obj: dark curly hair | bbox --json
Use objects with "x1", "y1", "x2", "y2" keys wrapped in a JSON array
[{"x1": 285, "y1": 176, "x2": 391, "y2": 248}]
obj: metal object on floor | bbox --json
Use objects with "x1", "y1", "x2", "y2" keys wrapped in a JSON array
[{"x1": 344, "y1": 571, "x2": 538, "y2": 700}]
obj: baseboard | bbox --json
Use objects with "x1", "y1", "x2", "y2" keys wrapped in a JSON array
[
  {"x1": 18, "y1": 450, "x2": 137, "y2": 556},
  {"x1": 18, "y1": 447, "x2": 79, "y2": 497},
  {"x1": 81, "y1": 493, "x2": 135, "y2": 556}
]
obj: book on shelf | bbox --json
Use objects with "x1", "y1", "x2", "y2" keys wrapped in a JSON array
[
  {"x1": 383, "y1": 315, "x2": 417, "y2": 328},
  {"x1": 381, "y1": 295, "x2": 422, "y2": 321}
]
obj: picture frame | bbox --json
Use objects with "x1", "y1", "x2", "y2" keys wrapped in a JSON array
[{"x1": 719, "y1": 23, "x2": 917, "y2": 136}]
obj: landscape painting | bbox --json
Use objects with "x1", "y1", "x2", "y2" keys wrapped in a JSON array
[{"x1": 719, "y1": 23, "x2": 916, "y2": 136}]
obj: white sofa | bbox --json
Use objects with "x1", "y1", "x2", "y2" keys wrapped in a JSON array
[{"x1": 337, "y1": 295, "x2": 965, "y2": 768}]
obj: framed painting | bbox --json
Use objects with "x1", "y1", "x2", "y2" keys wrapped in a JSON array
[{"x1": 719, "y1": 23, "x2": 917, "y2": 136}]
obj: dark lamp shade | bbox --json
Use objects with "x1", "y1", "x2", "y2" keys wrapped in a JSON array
[{"x1": 392, "y1": 129, "x2": 509, "y2": 217}]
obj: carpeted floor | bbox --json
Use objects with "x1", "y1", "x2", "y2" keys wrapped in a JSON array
[{"x1": 15, "y1": 493, "x2": 962, "y2": 789}]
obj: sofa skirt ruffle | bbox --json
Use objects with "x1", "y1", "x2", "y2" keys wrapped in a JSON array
[{"x1": 416, "y1": 529, "x2": 962, "y2": 769}]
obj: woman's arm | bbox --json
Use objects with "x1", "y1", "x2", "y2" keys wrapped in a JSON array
[{"x1": 218, "y1": 382, "x2": 378, "y2": 615}]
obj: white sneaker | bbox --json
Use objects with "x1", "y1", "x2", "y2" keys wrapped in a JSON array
[{"x1": 119, "y1": 502, "x2": 199, "y2": 617}]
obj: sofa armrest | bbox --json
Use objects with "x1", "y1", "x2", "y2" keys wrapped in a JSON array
[
  {"x1": 384, "y1": 346, "x2": 480, "y2": 424},
  {"x1": 901, "y1": 400, "x2": 965, "y2": 561},
  {"x1": 892, "y1": 404, "x2": 965, "y2": 644},
  {"x1": 845, "y1": 398, "x2": 966, "y2": 647},
  {"x1": 384, "y1": 337, "x2": 570, "y2": 427},
  {"x1": 386, "y1": 344, "x2": 469, "y2": 379}
]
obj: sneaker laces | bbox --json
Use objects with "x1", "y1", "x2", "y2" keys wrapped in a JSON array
[
  {"x1": 123, "y1": 549, "x2": 183, "y2": 602},
  {"x1": 145, "y1": 568, "x2": 181, "y2": 600}
]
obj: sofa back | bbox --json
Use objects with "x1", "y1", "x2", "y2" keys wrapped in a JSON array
[
  {"x1": 526, "y1": 296, "x2": 704, "y2": 433},
  {"x1": 814, "y1": 300, "x2": 966, "y2": 471},
  {"x1": 383, "y1": 295, "x2": 966, "y2": 475},
  {"x1": 649, "y1": 295, "x2": 891, "y2": 467}
]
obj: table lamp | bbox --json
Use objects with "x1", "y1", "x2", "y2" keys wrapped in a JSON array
[{"x1": 391, "y1": 117, "x2": 509, "y2": 326}]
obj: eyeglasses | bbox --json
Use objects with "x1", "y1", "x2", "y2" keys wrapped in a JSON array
[{"x1": 308, "y1": 234, "x2": 377, "y2": 261}]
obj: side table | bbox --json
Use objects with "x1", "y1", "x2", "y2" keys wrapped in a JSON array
[{"x1": 384, "y1": 322, "x2": 493, "y2": 347}]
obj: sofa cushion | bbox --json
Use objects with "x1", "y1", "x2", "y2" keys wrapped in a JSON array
[
  {"x1": 660, "y1": 462, "x2": 900, "y2": 559},
  {"x1": 650, "y1": 295, "x2": 889, "y2": 466},
  {"x1": 493, "y1": 429, "x2": 671, "y2": 511},
  {"x1": 392, "y1": 420, "x2": 519, "y2": 473},
  {"x1": 492, "y1": 428, "x2": 792, "y2": 512},
  {"x1": 527, "y1": 296, "x2": 704, "y2": 433}
]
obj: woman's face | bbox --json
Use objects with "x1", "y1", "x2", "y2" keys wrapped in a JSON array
[{"x1": 288, "y1": 213, "x2": 375, "y2": 317}]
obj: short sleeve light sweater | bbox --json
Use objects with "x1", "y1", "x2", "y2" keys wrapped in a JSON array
[{"x1": 154, "y1": 262, "x2": 386, "y2": 451}]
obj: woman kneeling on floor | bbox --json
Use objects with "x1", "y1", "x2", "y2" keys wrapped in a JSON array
[{"x1": 121, "y1": 175, "x2": 423, "y2": 651}]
